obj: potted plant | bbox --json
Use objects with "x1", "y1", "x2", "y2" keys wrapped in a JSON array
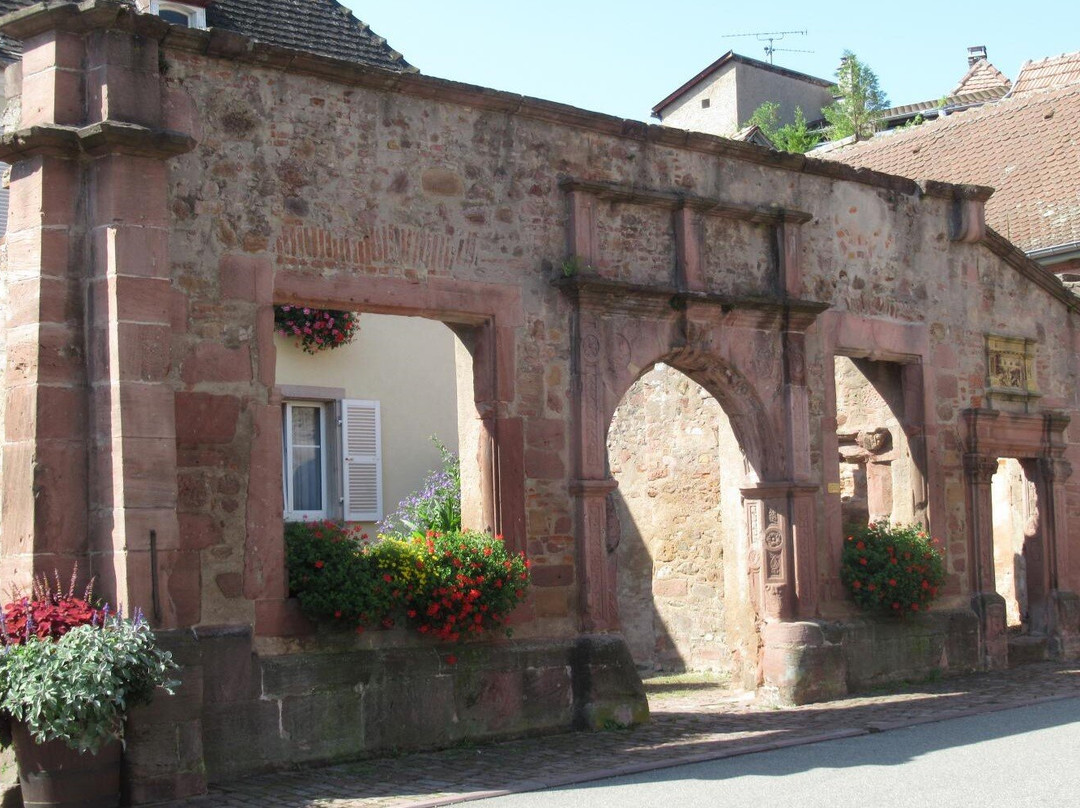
[
  {"x1": 0, "y1": 572, "x2": 178, "y2": 808},
  {"x1": 274, "y1": 304, "x2": 359, "y2": 354}
]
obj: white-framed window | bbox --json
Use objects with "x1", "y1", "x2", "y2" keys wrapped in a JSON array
[
  {"x1": 150, "y1": 1, "x2": 207, "y2": 29},
  {"x1": 281, "y1": 392, "x2": 383, "y2": 523},
  {"x1": 283, "y1": 401, "x2": 330, "y2": 521}
]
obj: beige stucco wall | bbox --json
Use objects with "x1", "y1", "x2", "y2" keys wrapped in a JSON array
[
  {"x1": 659, "y1": 63, "x2": 739, "y2": 136},
  {"x1": 732, "y1": 61, "x2": 833, "y2": 127},
  {"x1": 992, "y1": 458, "x2": 1033, "y2": 626},
  {"x1": 275, "y1": 312, "x2": 460, "y2": 531}
]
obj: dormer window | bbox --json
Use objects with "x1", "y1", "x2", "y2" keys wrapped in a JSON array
[{"x1": 150, "y1": 1, "x2": 207, "y2": 29}]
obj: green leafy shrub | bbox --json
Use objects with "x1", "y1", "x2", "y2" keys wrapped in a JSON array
[
  {"x1": 840, "y1": 521, "x2": 945, "y2": 616},
  {"x1": 0, "y1": 609, "x2": 178, "y2": 753},
  {"x1": 283, "y1": 520, "x2": 397, "y2": 627},
  {"x1": 284, "y1": 522, "x2": 530, "y2": 640},
  {"x1": 378, "y1": 439, "x2": 461, "y2": 536}
]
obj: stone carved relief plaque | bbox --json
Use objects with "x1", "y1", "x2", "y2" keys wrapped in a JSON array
[{"x1": 986, "y1": 335, "x2": 1037, "y2": 401}]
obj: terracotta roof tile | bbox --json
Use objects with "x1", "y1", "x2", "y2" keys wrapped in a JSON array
[
  {"x1": 951, "y1": 59, "x2": 1012, "y2": 95},
  {"x1": 881, "y1": 87, "x2": 1008, "y2": 123},
  {"x1": 817, "y1": 84, "x2": 1080, "y2": 253},
  {"x1": 0, "y1": 0, "x2": 413, "y2": 71},
  {"x1": 1012, "y1": 51, "x2": 1080, "y2": 96}
]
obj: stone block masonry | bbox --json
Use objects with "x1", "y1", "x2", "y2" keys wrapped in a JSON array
[{"x1": 2, "y1": 2, "x2": 1080, "y2": 802}]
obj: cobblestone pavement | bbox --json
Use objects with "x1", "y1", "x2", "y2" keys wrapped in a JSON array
[{"x1": 165, "y1": 661, "x2": 1080, "y2": 808}]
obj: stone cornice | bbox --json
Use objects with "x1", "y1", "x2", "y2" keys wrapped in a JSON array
[
  {"x1": 559, "y1": 178, "x2": 812, "y2": 225},
  {"x1": 0, "y1": 120, "x2": 197, "y2": 162},
  {"x1": 963, "y1": 407, "x2": 1071, "y2": 459},
  {"x1": 554, "y1": 275, "x2": 828, "y2": 331},
  {"x1": 0, "y1": 1, "x2": 1011, "y2": 204},
  {"x1": 0, "y1": 0, "x2": 135, "y2": 39}
]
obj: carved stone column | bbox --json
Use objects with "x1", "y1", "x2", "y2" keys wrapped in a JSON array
[{"x1": 742, "y1": 484, "x2": 797, "y2": 620}]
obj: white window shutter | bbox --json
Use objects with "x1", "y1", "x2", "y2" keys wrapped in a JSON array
[{"x1": 342, "y1": 400, "x2": 382, "y2": 522}]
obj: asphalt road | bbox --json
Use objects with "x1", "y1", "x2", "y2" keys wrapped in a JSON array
[{"x1": 473, "y1": 696, "x2": 1080, "y2": 808}]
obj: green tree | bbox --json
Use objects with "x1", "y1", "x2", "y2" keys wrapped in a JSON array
[
  {"x1": 743, "y1": 102, "x2": 821, "y2": 153},
  {"x1": 822, "y1": 51, "x2": 889, "y2": 140}
]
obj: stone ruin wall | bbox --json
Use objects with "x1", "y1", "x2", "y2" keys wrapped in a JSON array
[
  {"x1": 153, "y1": 40, "x2": 1080, "y2": 633},
  {"x1": 0, "y1": 11, "x2": 1079, "y2": 796}
]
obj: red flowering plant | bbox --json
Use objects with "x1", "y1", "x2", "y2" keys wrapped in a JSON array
[
  {"x1": 1, "y1": 568, "x2": 102, "y2": 645},
  {"x1": 403, "y1": 530, "x2": 530, "y2": 642},
  {"x1": 0, "y1": 569, "x2": 177, "y2": 753},
  {"x1": 840, "y1": 521, "x2": 945, "y2": 616},
  {"x1": 284, "y1": 522, "x2": 531, "y2": 640},
  {"x1": 274, "y1": 304, "x2": 358, "y2": 354}
]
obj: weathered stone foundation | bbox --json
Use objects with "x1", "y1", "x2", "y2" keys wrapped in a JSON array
[
  {"x1": 122, "y1": 630, "x2": 647, "y2": 797},
  {"x1": 761, "y1": 610, "x2": 981, "y2": 704}
]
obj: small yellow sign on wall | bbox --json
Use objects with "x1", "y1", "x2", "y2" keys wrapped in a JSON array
[{"x1": 827, "y1": 482, "x2": 843, "y2": 494}]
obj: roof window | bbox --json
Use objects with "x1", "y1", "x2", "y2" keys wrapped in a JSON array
[{"x1": 152, "y1": 1, "x2": 207, "y2": 29}]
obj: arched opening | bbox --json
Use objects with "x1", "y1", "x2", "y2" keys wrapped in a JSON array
[
  {"x1": 274, "y1": 312, "x2": 480, "y2": 535},
  {"x1": 607, "y1": 362, "x2": 759, "y2": 689},
  {"x1": 834, "y1": 356, "x2": 925, "y2": 531},
  {"x1": 991, "y1": 458, "x2": 1037, "y2": 630}
]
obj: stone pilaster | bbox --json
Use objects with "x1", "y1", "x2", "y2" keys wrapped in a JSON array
[
  {"x1": 965, "y1": 453, "x2": 1008, "y2": 668},
  {"x1": 0, "y1": 147, "x2": 85, "y2": 588},
  {"x1": 0, "y1": 6, "x2": 201, "y2": 800},
  {"x1": 571, "y1": 477, "x2": 619, "y2": 631}
]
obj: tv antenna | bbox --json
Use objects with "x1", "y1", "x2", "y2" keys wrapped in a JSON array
[{"x1": 722, "y1": 30, "x2": 812, "y2": 64}]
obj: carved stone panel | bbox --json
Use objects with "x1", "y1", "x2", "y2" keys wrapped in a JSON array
[{"x1": 986, "y1": 335, "x2": 1037, "y2": 406}]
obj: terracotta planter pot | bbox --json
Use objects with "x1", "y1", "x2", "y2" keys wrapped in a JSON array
[{"x1": 10, "y1": 721, "x2": 120, "y2": 808}]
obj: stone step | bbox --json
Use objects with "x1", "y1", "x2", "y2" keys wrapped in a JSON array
[{"x1": 1008, "y1": 635, "x2": 1049, "y2": 668}]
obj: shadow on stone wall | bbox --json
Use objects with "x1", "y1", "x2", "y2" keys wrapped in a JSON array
[{"x1": 607, "y1": 364, "x2": 755, "y2": 682}]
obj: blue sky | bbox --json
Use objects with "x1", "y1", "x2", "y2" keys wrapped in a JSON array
[{"x1": 345, "y1": 1, "x2": 1080, "y2": 122}]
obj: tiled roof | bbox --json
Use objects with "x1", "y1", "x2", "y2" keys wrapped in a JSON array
[
  {"x1": 951, "y1": 59, "x2": 1011, "y2": 95},
  {"x1": 1012, "y1": 51, "x2": 1080, "y2": 96},
  {"x1": 0, "y1": 0, "x2": 26, "y2": 61},
  {"x1": 816, "y1": 84, "x2": 1080, "y2": 253},
  {"x1": 732, "y1": 124, "x2": 774, "y2": 148},
  {"x1": 881, "y1": 87, "x2": 1008, "y2": 124},
  {"x1": 0, "y1": 0, "x2": 413, "y2": 71}
]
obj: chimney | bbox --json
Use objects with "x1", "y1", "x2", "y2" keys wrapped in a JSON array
[{"x1": 967, "y1": 45, "x2": 988, "y2": 67}]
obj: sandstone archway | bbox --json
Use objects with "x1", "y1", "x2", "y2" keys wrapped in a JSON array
[{"x1": 560, "y1": 273, "x2": 826, "y2": 639}]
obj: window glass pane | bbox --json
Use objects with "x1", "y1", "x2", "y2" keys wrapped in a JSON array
[
  {"x1": 159, "y1": 9, "x2": 191, "y2": 25},
  {"x1": 291, "y1": 447, "x2": 323, "y2": 511},
  {"x1": 291, "y1": 406, "x2": 321, "y2": 447}
]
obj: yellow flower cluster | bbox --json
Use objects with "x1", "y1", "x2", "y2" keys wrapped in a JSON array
[{"x1": 370, "y1": 537, "x2": 430, "y2": 590}]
